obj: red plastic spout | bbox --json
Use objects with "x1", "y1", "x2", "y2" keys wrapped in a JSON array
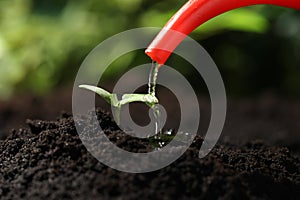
[{"x1": 145, "y1": 0, "x2": 300, "y2": 65}]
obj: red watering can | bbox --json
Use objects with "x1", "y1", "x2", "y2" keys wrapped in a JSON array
[{"x1": 145, "y1": 0, "x2": 300, "y2": 65}]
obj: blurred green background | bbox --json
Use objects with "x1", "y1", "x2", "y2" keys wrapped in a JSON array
[{"x1": 1, "y1": 0, "x2": 300, "y2": 99}]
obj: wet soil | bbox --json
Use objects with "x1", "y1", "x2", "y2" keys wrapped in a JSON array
[{"x1": 0, "y1": 108, "x2": 299, "y2": 200}]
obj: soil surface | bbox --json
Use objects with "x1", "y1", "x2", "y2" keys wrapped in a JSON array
[
  {"x1": 1, "y1": 88, "x2": 300, "y2": 155},
  {"x1": 0, "y1": 108, "x2": 299, "y2": 199},
  {"x1": 0, "y1": 88, "x2": 300, "y2": 199}
]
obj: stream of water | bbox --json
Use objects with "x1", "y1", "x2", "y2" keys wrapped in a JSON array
[{"x1": 148, "y1": 62, "x2": 162, "y2": 134}]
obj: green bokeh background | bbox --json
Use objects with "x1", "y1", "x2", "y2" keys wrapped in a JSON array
[{"x1": 0, "y1": 0, "x2": 300, "y2": 99}]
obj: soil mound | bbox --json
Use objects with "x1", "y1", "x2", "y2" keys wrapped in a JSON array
[{"x1": 0, "y1": 109, "x2": 299, "y2": 199}]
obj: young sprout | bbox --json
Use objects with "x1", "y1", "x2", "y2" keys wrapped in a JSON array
[
  {"x1": 79, "y1": 63, "x2": 161, "y2": 127},
  {"x1": 79, "y1": 62, "x2": 160, "y2": 125},
  {"x1": 79, "y1": 84, "x2": 158, "y2": 125}
]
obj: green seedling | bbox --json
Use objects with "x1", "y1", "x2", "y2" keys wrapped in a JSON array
[
  {"x1": 80, "y1": 63, "x2": 160, "y2": 126},
  {"x1": 79, "y1": 84, "x2": 159, "y2": 125}
]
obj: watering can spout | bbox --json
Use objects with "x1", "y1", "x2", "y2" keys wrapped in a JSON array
[{"x1": 145, "y1": 0, "x2": 300, "y2": 65}]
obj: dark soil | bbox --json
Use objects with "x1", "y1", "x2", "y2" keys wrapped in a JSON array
[
  {"x1": 1, "y1": 89, "x2": 300, "y2": 154},
  {"x1": 0, "y1": 108, "x2": 299, "y2": 200},
  {"x1": 0, "y1": 87, "x2": 72, "y2": 139}
]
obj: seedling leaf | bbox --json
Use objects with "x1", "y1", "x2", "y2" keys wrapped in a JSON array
[
  {"x1": 79, "y1": 84, "x2": 118, "y2": 107},
  {"x1": 120, "y1": 94, "x2": 158, "y2": 107}
]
